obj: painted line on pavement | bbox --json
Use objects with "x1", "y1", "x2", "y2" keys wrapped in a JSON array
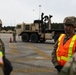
[
  {"x1": 9, "y1": 43, "x2": 19, "y2": 54},
  {"x1": 27, "y1": 43, "x2": 51, "y2": 59}
]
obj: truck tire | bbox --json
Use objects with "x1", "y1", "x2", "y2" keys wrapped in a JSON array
[
  {"x1": 22, "y1": 33, "x2": 29, "y2": 42},
  {"x1": 30, "y1": 34, "x2": 39, "y2": 43}
]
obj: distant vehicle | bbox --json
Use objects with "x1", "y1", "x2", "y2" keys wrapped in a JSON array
[{"x1": 16, "y1": 13, "x2": 65, "y2": 43}]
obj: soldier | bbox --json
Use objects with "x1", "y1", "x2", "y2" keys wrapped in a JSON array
[
  {"x1": 13, "y1": 30, "x2": 16, "y2": 42},
  {"x1": 51, "y1": 16, "x2": 76, "y2": 74},
  {"x1": 0, "y1": 19, "x2": 4, "y2": 75},
  {"x1": 0, "y1": 38, "x2": 13, "y2": 75},
  {"x1": 0, "y1": 19, "x2": 13, "y2": 75},
  {"x1": 0, "y1": 39, "x2": 4, "y2": 75}
]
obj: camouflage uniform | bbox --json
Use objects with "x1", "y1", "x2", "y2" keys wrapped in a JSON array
[
  {"x1": 0, "y1": 38, "x2": 4, "y2": 75},
  {"x1": 13, "y1": 31, "x2": 16, "y2": 42},
  {"x1": 59, "y1": 52, "x2": 76, "y2": 75},
  {"x1": 0, "y1": 39, "x2": 13, "y2": 75},
  {"x1": 0, "y1": 19, "x2": 4, "y2": 75},
  {"x1": 51, "y1": 16, "x2": 76, "y2": 75},
  {"x1": 0, "y1": 39, "x2": 5, "y2": 56}
]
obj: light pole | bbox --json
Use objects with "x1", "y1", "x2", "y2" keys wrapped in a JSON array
[{"x1": 39, "y1": 5, "x2": 41, "y2": 20}]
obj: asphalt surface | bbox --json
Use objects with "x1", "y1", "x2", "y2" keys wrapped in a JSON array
[{"x1": 0, "y1": 33, "x2": 58, "y2": 75}]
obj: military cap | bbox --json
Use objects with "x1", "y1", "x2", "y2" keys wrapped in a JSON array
[{"x1": 63, "y1": 16, "x2": 76, "y2": 28}]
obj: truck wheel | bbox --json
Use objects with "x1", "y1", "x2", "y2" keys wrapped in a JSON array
[
  {"x1": 30, "y1": 34, "x2": 38, "y2": 43},
  {"x1": 22, "y1": 33, "x2": 29, "y2": 42}
]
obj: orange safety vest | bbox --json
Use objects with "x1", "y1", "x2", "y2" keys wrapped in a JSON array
[{"x1": 56, "y1": 34, "x2": 76, "y2": 66}]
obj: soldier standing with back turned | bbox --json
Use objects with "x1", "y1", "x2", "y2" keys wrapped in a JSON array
[{"x1": 51, "y1": 16, "x2": 76, "y2": 75}]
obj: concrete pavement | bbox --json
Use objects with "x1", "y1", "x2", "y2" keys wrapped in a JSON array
[{"x1": 0, "y1": 33, "x2": 58, "y2": 75}]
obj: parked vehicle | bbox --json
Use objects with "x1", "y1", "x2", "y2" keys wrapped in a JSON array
[{"x1": 16, "y1": 13, "x2": 65, "y2": 43}]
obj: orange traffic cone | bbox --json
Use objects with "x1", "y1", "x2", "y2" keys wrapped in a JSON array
[{"x1": 9, "y1": 37, "x2": 12, "y2": 43}]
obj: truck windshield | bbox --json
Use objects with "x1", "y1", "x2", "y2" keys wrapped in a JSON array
[
  {"x1": 25, "y1": 25, "x2": 30, "y2": 30},
  {"x1": 16, "y1": 25, "x2": 21, "y2": 29}
]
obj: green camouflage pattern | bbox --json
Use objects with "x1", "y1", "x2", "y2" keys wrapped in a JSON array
[
  {"x1": 0, "y1": 39, "x2": 4, "y2": 75},
  {"x1": 63, "y1": 16, "x2": 76, "y2": 27},
  {"x1": 0, "y1": 38, "x2": 5, "y2": 56},
  {"x1": 59, "y1": 52, "x2": 76, "y2": 75}
]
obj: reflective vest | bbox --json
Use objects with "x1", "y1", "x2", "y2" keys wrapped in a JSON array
[
  {"x1": 0, "y1": 50, "x2": 3, "y2": 66},
  {"x1": 0, "y1": 42, "x2": 4, "y2": 66},
  {"x1": 56, "y1": 34, "x2": 76, "y2": 66}
]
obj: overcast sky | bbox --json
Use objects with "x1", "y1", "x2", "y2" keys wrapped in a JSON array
[{"x1": 0, "y1": 0, "x2": 76, "y2": 26}]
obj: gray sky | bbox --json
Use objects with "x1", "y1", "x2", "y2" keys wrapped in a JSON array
[{"x1": 0, "y1": 0, "x2": 76, "y2": 26}]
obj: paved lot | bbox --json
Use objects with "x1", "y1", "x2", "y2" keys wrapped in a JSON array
[{"x1": 0, "y1": 33, "x2": 58, "y2": 75}]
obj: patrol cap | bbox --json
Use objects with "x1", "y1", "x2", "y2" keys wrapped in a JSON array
[{"x1": 63, "y1": 16, "x2": 76, "y2": 28}]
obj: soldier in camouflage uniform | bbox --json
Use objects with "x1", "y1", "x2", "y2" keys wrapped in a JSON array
[
  {"x1": 0, "y1": 38, "x2": 4, "y2": 75},
  {"x1": 51, "y1": 16, "x2": 76, "y2": 75},
  {"x1": 0, "y1": 19, "x2": 4, "y2": 75},
  {"x1": 0, "y1": 37, "x2": 13, "y2": 75},
  {"x1": 13, "y1": 30, "x2": 16, "y2": 42},
  {"x1": 0, "y1": 20, "x2": 13, "y2": 75}
]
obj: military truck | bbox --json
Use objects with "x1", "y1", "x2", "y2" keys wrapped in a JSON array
[{"x1": 16, "y1": 13, "x2": 64, "y2": 43}]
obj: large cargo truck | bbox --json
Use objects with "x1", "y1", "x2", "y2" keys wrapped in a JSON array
[{"x1": 16, "y1": 13, "x2": 65, "y2": 43}]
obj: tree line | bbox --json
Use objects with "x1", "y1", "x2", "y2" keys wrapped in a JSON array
[
  {"x1": 1, "y1": 23, "x2": 64, "y2": 31},
  {"x1": 2, "y1": 26, "x2": 15, "y2": 31}
]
